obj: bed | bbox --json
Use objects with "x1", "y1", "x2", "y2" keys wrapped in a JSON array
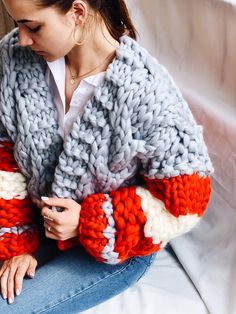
[{"x1": 84, "y1": 1, "x2": 236, "y2": 313}]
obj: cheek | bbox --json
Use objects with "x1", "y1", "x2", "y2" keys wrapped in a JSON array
[{"x1": 47, "y1": 27, "x2": 75, "y2": 53}]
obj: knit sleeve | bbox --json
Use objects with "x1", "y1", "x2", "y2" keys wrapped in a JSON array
[
  {"x1": 0, "y1": 140, "x2": 40, "y2": 260},
  {"x1": 78, "y1": 175, "x2": 211, "y2": 265},
  {"x1": 77, "y1": 97, "x2": 213, "y2": 263},
  {"x1": 62, "y1": 65, "x2": 213, "y2": 264}
]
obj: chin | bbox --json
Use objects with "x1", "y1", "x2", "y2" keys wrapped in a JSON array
[
  {"x1": 43, "y1": 54, "x2": 63, "y2": 62},
  {"x1": 42, "y1": 55, "x2": 56, "y2": 62}
]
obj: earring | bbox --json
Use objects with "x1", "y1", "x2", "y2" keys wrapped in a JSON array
[{"x1": 73, "y1": 26, "x2": 85, "y2": 46}]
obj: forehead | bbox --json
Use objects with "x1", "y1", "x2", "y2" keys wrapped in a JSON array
[
  {"x1": 2, "y1": 0, "x2": 58, "y2": 21},
  {"x1": 3, "y1": 0, "x2": 38, "y2": 15}
]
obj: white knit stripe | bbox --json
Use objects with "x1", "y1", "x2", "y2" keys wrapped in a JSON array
[
  {"x1": 136, "y1": 187, "x2": 200, "y2": 246},
  {"x1": 101, "y1": 194, "x2": 120, "y2": 264},
  {"x1": 0, "y1": 225, "x2": 36, "y2": 237},
  {"x1": 0, "y1": 170, "x2": 27, "y2": 200},
  {"x1": 0, "y1": 138, "x2": 11, "y2": 144}
]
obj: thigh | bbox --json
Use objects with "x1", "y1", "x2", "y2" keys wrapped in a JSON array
[{"x1": 0, "y1": 247, "x2": 155, "y2": 314}]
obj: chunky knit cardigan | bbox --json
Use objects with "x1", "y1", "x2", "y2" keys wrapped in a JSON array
[{"x1": 0, "y1": 29, "x2": 213, "y2": 263}]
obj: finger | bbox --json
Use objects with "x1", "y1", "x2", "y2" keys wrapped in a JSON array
[
  {"x1": 26, "y1": 257, "x2": 37, "y2": 278},
  {"x1": 41, "y1": 206, "x2": 62, "y2": 224},
  {"x1": 7, "y1": 264, "x2": 17, "y2": 303},
  {"x1": 44, "y1": 219, "x2": 71, "y2": 240},
  {"x1": 41, "y1": 196, "x2": 73, "y2": 209},
  {"x1": 43, "y1": 216, "x2": 63, "y2": 230},
  {"x1": 14, "y1": 263, "x2": 29, "y2": 296},
  {"x1": 43, "y1": 214, "x2": 54, "y2": 222},
  {"x1": 44, "y1": 221, "x2": 66, "y2": 242},
  {"x1": 0, "y1": 263, "x2": 7, "y2": 277},
  {"x1": 43, "y1": 221, "x2": 54, "y2": 233},
  {"x1": 0, "y1": 267, "x2": 9, "y2": 300},
  {"x1": 43, "y1": 218, "x2": 58, "y2": 232},
  {"x1": 44, "y1": 227, "x2": 59, "y2": 240}
]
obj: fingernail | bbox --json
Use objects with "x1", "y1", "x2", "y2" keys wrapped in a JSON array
[
  {"x1": 29, "y1": 273, "x2": 35, "y2": 278},
  {"x1": 2, "y1": 293, "x2": 7, "y2": 299},
  {"x1": 41, "y1": 196, "x2": 49, "y2": 201},
  {"x1": 43, "y1": 215, "x2": 54, "y2": 222},
  {"x1": 8, "y1": 297, "x2": 14, "y2": 304},
  {"x1": 16, "y1": 289, "x2": 21, "y2": 296}
]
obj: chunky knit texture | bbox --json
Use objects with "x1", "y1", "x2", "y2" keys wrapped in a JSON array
[
  {"x1": 0, "y1": 141, "x2": 39, "y2": 260},
  {"x1": 0, "y1": 29, "x2": 214, "y2": 263}
]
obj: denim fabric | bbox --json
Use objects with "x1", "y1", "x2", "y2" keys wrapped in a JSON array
[{"x1": 0, "y1": 245, "x2": 155, "y2": 314}]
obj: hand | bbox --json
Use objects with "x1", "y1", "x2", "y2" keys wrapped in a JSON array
[
  {"x1": 41, "y1": 197, "x2": 81, "y2": 241},
  {"x1": 0, "y1": 253, "x2": 37, "y2": 304}
]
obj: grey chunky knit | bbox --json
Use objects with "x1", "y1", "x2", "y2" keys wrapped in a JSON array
[{"x1": 0, "y1": 28, "x2": 213, "y2": 202}]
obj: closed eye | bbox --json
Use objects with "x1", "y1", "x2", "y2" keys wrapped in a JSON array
[{"x1": 28, "y1": 26, "x2": 41, "y2": 33}]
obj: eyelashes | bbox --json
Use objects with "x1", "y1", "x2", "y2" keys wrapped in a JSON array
[
  {"x1": 29, "y1": 26, "x2": 41, "y2": 33},
  {"x1": 5, "y1": 11, "x2": 41, "y2": 34}
]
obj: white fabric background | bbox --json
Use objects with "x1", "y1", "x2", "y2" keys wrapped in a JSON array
[
  {"x1": 84, "y1": 0, "x2": 236, "y2": 313},
  {"x1": 1, "y1": 1, "x2": 235, "y2": 313}
]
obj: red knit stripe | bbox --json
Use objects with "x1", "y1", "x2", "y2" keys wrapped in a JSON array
[
  {"x1": 0, "y1": 141, "x2": 19, "y2": 172},
  {"x1": 58, "y1": 237, "x2": 80, "y2": 251},
  {"x1": 144, "y1": 173, "x2": 211, "y2": 217},
  {"x1": 0, "y1": 141, "x2": 40, "y2": 260},
  {"x1": 0, "y1": 198, "x2": 37, "y2": 227},
  {"x1": 0, "y1": 230, "x2": 39, "y2": 261},
  {"x1": 79, "y1": 193, "x2": 108, "y2": 262},
  {"x1": 111, "y1": 187, "x2": 160, "y2": 262},
  {"x1": 0, "y1": 196, "x2": 40, "y2": 260}
]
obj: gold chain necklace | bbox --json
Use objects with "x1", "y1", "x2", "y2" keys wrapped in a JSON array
[{"x1": 66, "y1": 51, "x2": 116, "y2": 85}]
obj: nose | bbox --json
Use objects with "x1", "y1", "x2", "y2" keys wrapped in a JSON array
[{"x1": 18, "y1": 26, "x2": 34, "y2": 47}]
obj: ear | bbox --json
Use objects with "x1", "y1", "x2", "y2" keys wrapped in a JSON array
[{"x1": 72, "y1": 0, "x2": 88, "y2": 25}]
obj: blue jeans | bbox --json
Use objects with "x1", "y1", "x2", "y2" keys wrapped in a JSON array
[{"x1": 0, "y1": 243, "x2": 155, "y2": 313}]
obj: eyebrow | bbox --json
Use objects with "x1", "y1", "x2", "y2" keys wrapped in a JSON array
[{"x1": 17, "y1": 19, "x2": 38, "y2": 23}]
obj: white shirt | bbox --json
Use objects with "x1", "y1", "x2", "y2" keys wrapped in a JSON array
[{"x1": 46, "y1": 58, "x2": 105, "y2": 139}]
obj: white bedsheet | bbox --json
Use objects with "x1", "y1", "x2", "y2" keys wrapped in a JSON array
[
  {"x1": 84, "y1": 248, "x2": 208, "y2": 314},
  {"x1": 172, "y1": 86, "x2": 236, "y2": 314}
]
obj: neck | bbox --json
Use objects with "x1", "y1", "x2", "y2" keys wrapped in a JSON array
[{"x1": 65, "y1": 23, "x2": 119, "y2": 78}]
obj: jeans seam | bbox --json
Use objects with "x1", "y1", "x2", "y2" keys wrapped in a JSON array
[
  {"x1": 35, "y1": 257, "x2": 136, "y2": 314},
  {"x1": 136, "y1": 253, "x2": 157, "y2": 282}
]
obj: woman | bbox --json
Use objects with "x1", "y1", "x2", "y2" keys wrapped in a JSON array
[{"x1": 0, "y1": 0, "x2": 213, "y2": 312}]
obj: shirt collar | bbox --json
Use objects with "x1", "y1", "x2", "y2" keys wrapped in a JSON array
[
  {"x1": 47, "y1": 57, "x2": 106, "y2": 90},
  {"x1": 46, "y1": 58, "x2": 65, "y2": 105}
]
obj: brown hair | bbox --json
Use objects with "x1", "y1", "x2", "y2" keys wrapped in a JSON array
[{"x1": 37, "y1": 0, "x2": 137, "y2": 40}]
